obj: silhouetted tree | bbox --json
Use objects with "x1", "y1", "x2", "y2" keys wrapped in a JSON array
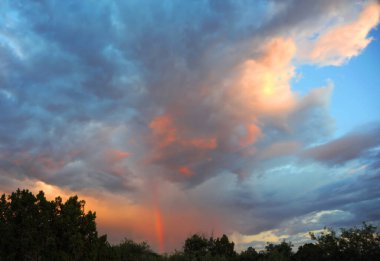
[
  {"x1": 293, "y1": 243, "x2": 324, "y2": 261},
  {"x1": 310, "y1": 223, "x2": 380, "y2": 261},
  {"x1": 112, "y1": 238, "x2": 161, "y2": 261},
  {"x1": 239, "y1": 246, "x2": 259, "y2": 261},
  {"x1": 262, "y1": 241, "x2": 293, "y2": 261},
  {"x1": 0, "y1": 189, "x2": 108, "y2": 260},
  {"x1": 165, "y1": 250, "x2": 187, "y2": 261},
  {"x1": 184, "y1": 234, "x2": 210, "y2": 260},
  {"x1": 182, "y1": 233, "x2": 236, "y2": 260},
  {"x1": 209, "y1": 234, "x2": 236, "y2": 258}
]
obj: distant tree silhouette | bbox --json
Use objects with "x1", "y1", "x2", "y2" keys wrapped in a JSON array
[
  {"x1": 184, "y1": 234, "x2": 209, "y2": 260},
  {"x1": 262, "y1": 241, "x2": 293, "y2": 261},
  {"x1": 239, "y1": 246, "x2": 259, "y2": 261},
  {"x1": 183, "y1": 233, "x2": 236, "y2": 260},
  {"x1": 310, "y1": 223, "x2": 380, "y2": 261},
  {"x1": 293, "y1": 243, "x2": 324, "y2": 261},
  {"x1": 209, "y1": 234, "x2": 236, "y2": 258},
  {"x1": 112, "y1": 238, "x2": 161, "y2": 261}
]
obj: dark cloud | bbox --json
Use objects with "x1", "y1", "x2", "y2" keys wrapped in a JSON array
[
  {"x1": 226, "y1": 165, "x2": 380, "y2": 244},
  {"x1": 225, "y1": 144, "x2": 380, "y2": 242},
  {"x1": 1, "y1": 0, "x2": 357, "y2": 190},
  {"x1": 303, "y1": 123, "x2": 380, "y2": 165}
]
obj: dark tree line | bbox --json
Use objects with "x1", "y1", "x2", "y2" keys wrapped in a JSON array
[
  {"x1": 0, "y1": 189, "x2": 104, "y2": 260},
  {"x1": 1, "y1": 189, "x2": 380, "y2": 261}
]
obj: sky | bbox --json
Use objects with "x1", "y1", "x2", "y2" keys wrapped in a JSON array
[{"x1": 1, "y1": 0, "x2": 380, "y2": 253}]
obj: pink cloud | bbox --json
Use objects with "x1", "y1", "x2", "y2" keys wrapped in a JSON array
[
  {"x1": 106, "y1": 149, "x2": 130, "y2": 163},
  {"x1": 240, "y1": 124, "x2": 262, "y2": 147},
  {"x1": 149, "y1": 114, "x2": 218, "y2": 151},
  {"x1": 178, "y1": 165, "x2": 195, "y2": 177},
  {"x1": 309, "y1": 2, "x2": 380, "y2": 66},
  {"x1": 185, "y1": 137, "x2": 217, "y2": 150},
  {"x1": 149, "y1": 114, "x2": 178, "y2": 148},
  {"x1": 230, "y1": 37, "x2": 297, "y2": 118}
]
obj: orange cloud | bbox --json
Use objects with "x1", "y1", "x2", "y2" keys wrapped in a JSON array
[
  {"x1": 310, "y1": 2, "x2": 380, "y2": 66},
  {"x1": 186, "y1": 137, "x2": 217, "y2": 150},
  {"x1": 149, "y1": 114, "x2": 218, "y2": 151},
  {"x1": 240, "y1": 124, "x2": 262, "y2": 147},
  {"x1": 149, "y1": 115, "x2": 178, "y2": 147},
  {"x1": 106, "y1": 149, "x2": 130, "y2": 163},
  {"x1": 178, "y1": 166, "x2": 195, "y2": 177},
  {"x1": 232, "y1": 37, "x2": 296, "y2": 118}
]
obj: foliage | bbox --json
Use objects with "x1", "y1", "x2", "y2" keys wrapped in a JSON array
[
  {"x1": 238, "y1": 246, "x2": 258, "y2": 261},
  {"x1": 183, "y1": 234, "x2": 209, "y2": 259},
  {"x1": 0, "y1": 189, "x2": 106, "y2": 260},
  {"x1": 112, "y1": 238, "x2": 162, "y2": 261},
  {"x1": 209, "y1": 234, "x2": 236, "y2": 258},
  {"x1": 261, "y1": 241, "x2": 293, "y2": 261},
  {"x1": 310, "y1": 222, "x2": 380, "y2": 261},
  {"x1": 293, "y1": 243, "x2": 324, "y2": 261},
  {"x1": 183, "y1": 233, "x2": 236, "y2": 260}
]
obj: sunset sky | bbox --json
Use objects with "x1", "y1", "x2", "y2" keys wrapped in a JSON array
[{"x1": 1, "y1": 0, "x2": 380, "y2": 253}]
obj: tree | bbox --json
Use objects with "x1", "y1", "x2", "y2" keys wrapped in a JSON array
[
  {"x1": 112, "y1": 238, "x2": 161, "y2": 261},
  {"x1": 182, "y1": 233, "x2": 236, "y2": 260},
  {"x1": 293, "y1": 243, "x2": 324, "y2": 261},
  {"x1": 310, "y1": 223, "x2": 380, "y2": 261},
  {"x1": 183, "y1": 234, "x2": 210, "y2": 260},
  {"x1": 0, "y1": 189, "x2": 108, "y2": 260},
  {"x1": 209, "y1": 234, "x2": 236, "y2": 258},
  {"x1": 0, "y1": 189, "x2": 41, "y2": 260},
  {"x1": 263, "y1": 241, "x2": 293, "y2": 261},
  {"x1": 239, "y1": 246, "x2": 259, "y2": 261}
]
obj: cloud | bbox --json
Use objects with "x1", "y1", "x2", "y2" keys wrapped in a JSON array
[
  {"x1": 224, "y1": 133, "x2": 380, "y2": 249},
  {"x1": 230, "y1": 229, "x2": 289, "y2": 251},
  {"x1": 308, "y1": 2, "x2": 380, "y2": 65},
  {"x1": 303, "y1": 123, "x2": 380, "y2": 165},
  {"x1": 229, "y1": 37, "x2": 296, "y2": 117},
  {"x1": 234, "y1": 209, "x2": 354, "y2": 250},
  {"x1": 0, "y1": 0, "x2": 357, "y2": 191}
]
